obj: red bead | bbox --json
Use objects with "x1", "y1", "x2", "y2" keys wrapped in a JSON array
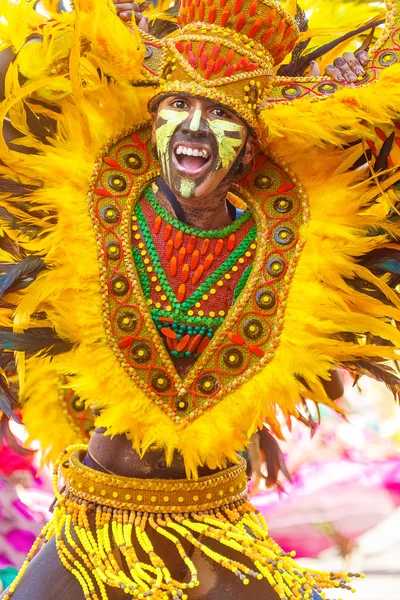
[
  {"x1": 187, "y1": 236, "x2": 197, "y2": 253},
  {"x1": 245, "y1": 62, "x2": 259, "y2": 71},
  {"x1": 166, "y1": 239, "x2": 174, "y2": 260},
  {"x1": 248, "y1": 17, "x2": 264, "y2": 38},
  {"x1": 177, "y1": 283, "x2": 186, "y2": 302},
  {"x1": 208, "y1": 5, "x2": 216, "y2": 23},
  {"x1": 214, "y1": 239, "x2": 223, "y2": 255},
  {"x1": 201, "y1": 239, "x2": 210, "y2": 255},
  {"x1": 227, "y1": 332, "x2": 245, "y2": 345},
  {"x1": 178, "y1": 247, "x2": 187, "y2": 265},
  {"x1": 154, "y1": 215, "x2": 162, "y2": 234},
  {"x1": 283, "y1": 24, "x2": 293, "y2": 40},
  {"x1": 188, "y1": 334, "x2": 202, "y2": 352},
  {"x1": 211, "y1": 42, "x2": 221, "y2": 61},
  {"x1": 248, "y1": 344, "x2": 265, "y2": 358},
  {"x1": 189, "y1": 51, "x2": 198, "y2": 68},
  {"x1": 225, "y1": 48, "x2": 235, "y2": 65},
  {"x1": 191, "y1": 265, "x2": 204, "y2": 284},
  {"x1": 266, "y1": 8, "x2": 276, "y2": 26},
  {"x1": 213, "y1": 57, "x2": 225, "y2": 73},
  {"x1": 181, "y1": 264, "x2": 190, "y2": 282},
  {"x1": 164, "y1": 224, "x2": 172, "y2": 241},
  {"x1": 277, "y1": 18, "x2": 285, "y2": 36},
  {"x1": 261, "y1": 26, "x2": 275, "y2": 44},
  {"x1": 200, "y1": 51, "x2": 208, "y2": 71},
  {"x1": 177, "y1": 335, "x2": 191, "y2": 352},
  {"x1": 161, "y1": 328, "x2": 177, "y2": 339},
  {"x1": 174, "y1": 230, "x2": 183, "y2": 249},
  {"x1": 227, "y1": 233, "x2": 236, "y2": 250},
  {"x1": 198, "y1": 0, "x2": 205, "y2": 21},
  {"x1": 203, "y1": 254, "x2": 214, "y2": 270},
  {"x1": 221, "y1": 8, "x2": 230, "y2": 26},
  {"x1": 233, "y1": 0, "x2": 243, "y2": 15},
  {"x1": 223, "y1": 65, "x2": 236, "y2": 77},
  {"x1": 170, "y1": 257, "x2": 178, "y2": 276},
  {"x1": 197, "y1": 336, "x2": 210, "y2": 354},
  {"x1": 191, "y1": 250, "x2": 200, "y2": 269},
  {"x1": 235, "y1": 13, "x2": 246, "y2": 31},
  {"x1": 249, "y1": 0, "x2": 257, "y2": 17}
]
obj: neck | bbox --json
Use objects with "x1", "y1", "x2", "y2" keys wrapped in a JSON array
[
  {"x1": 86, "y1": 430, "x2": 224, "y2": 479},
  {"x1": 155, "y1": 180, "x2": 234, "y2": 230}
]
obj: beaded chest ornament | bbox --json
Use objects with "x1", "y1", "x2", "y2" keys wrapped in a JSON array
[{"x1": 88, "y1": 122, "x2": 306, "y2": 425}]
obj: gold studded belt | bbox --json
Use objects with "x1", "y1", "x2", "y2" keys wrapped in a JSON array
[{"x1": 66, "y1": 449, "x2": 248, "y2": 513}]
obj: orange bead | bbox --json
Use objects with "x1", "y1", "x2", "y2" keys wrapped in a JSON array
[
  {"x1": 203, "y1": 253, "x2": 214, "y2": 270},
  {"x1": 177, "y1": 335, "x2": 190, "y2": 352},
  {"x1": 283, "y1": 24, "x2": 293, "y2": 40},
  {"x1": 166, "y1": 337, "x2": 175, "y2": 350},
  {"x1": 235, "y1": 13, "x2": 246, "y2": 31},
  {"x1": 161, "y1": 328, "x2": 177, "y2": 339},
  {"x1": 166, "y1": 239, "x2": 174, "y2": 260},
  {"x1": 170, "y1": 256, "x2": 178, "y2": 276},
  {"x1": 187, "y1": 334, "x2": 202, "y2": 352},
  {"x1": 164, "y1": 223, "x2": 172, "y2": 241},
  {"x1": 159, "y1": 317, "x2": 174, "y2": 323},
  {"x1": 221, "y1": 8, "x2": 230, "y2": 26},
  {"x1": 233, "y1": 0, "x2": 243, "y2": 15},
  {"x1": 177, "y1": 283, "x2": 186, "y2": 303},
  {"x1": 154, "y1": 215, "x2": 162, "y2": 234},
  {"x1": 210, "y1": 42, "x2": 221, "y2": 61},
  {"x1": 174, "y1": 230, "x2": 183, "y2": 249},
  {"x1": 178, "y1": 246, "x2": 187, "y2": 265},
  {"x1": 277, "y1": 18, "x2": 285, "y2": 36},
  {"x1": 181, "y1": 264, "x2": 190, "y2": 282},
  {"x1": 249, "y1": 0, "x2": 257, "y2": 17},
  {"x1": 198, "y1": 0, "x2": 205, "y2": 21},
  {"x1": 192, "y1": 265, "x2": 204, "y2": 285},
  {"x1": 187, "y1": 236, "x2": 197, "y2": 254},
  {"x1": 191, "y1": 250, "x2": 200, "y2": 269},
  {"x1": 227, "y1": 332, "x2": 245, "y2": 345},
  {"x1": 248, "y1": 17, "x2": 264, "y2": 38},
  {"x1": 208, "y1": 5, "x2": 216, "y2": 23},
  {"x1": 197, "y1": 336, "x2": 210, "y2": 354},
  {"x1": 266, "y1": 7, "x2": 276, "y2": 25},
  {"x1": 214, "y1": 239, "x2": 224, "y2": 256},
  {"x1": 248, "y1": 344, "x2": 265, "y2": 358},
  {"x1": 225, "y1": 47, "x2": 235, "y2": 65},
  {"x1": 227, "y1": 233, "x2": 236, "y2": 251},
  {"x1": 213, "y1": 56, "x2": 225, "y2": 74},
  {"x1": 261, "y1": 26, "x2": 275, "y2": 44},
  {"x1": 201, "y1": 239, "x2": 210, "y2": 255}
]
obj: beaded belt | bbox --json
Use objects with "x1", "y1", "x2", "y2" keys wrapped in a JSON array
[
  {"x1": 4, "y1": 445, "x2": 362, "y2": 600},
  {"x1": 66, "y1": 449, "x2": 248, "y2": 513}
]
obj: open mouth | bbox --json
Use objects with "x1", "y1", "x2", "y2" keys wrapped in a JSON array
[{"x1": 173, "y1": 143, "x2": 212, "y2": 176}]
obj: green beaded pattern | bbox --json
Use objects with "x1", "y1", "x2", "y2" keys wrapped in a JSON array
[{"x1": 144, "y1": 187, "x2": 252, "y2": 238}]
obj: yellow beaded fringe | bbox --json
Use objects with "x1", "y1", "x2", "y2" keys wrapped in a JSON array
[{"x1": 4, "y1": 445, "x2": 363, "y2": 600}]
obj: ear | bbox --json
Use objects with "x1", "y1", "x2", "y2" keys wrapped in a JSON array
[{"x1": 242, "y1": 134, "x2": 261, "y2": 166}]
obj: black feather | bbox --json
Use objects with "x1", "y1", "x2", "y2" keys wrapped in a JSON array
[
  {"x1": 0, "y1": 327, "x2": 74, "y2": 357},
  {"x1": 344, "y1": 357, "x2": 400, "y2": 401},
  {"x1": 0, "y1": 256, "x2": 46, "y2": 297},
  {"x1": 0, "y1": 371, "x2": 21, "y2": 422},
  {"x1": 375, "y1": 131, "x2": 395, "y2": 173},
  {"x1": 0, "y1": 414, "x2": 34, "y2": 456},
  {"x1": 279, "y1": 19, "x2": 385, "y2": 77},
  {"x1": 258, "y1": 427, "x2": 292, "y2": 486}
]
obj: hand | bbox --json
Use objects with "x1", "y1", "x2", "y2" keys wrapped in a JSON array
[
  {"x1": 112, "y1": 1, "x2": 149, "y2": 32},
  {"x1": 310, "y1": 50, "x2": 369, "y2": 83}
]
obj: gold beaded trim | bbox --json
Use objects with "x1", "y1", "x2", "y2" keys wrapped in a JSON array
[{"x1": 66, "y1": 448, "x2": 248, "y2": 513}]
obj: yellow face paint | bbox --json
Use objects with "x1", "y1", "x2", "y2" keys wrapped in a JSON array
[
  {"x1": 155, "y1": 109, "x2": 189, "y2": 186},
  {"x1": 180, "y1": 178, "x2": 196, "y2": 198},
  {"x1": 208, "y1": 119, "x2": 245, "y2": 169},
  {"x1": 189, "y1": 109, "x2": 202, "y2": 132}
]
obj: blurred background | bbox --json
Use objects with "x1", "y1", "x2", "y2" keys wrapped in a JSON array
[{"x1": 1, "y1": 0, "x2": 399, "y2": 598}]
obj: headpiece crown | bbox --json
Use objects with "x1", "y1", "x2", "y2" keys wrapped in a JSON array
[{"x1": 153, "y1": 0, "x2": 299, "y2": 132}]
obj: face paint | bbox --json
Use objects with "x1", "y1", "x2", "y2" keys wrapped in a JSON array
[
  {"x1": 155, "y1": 108, "x2": 189, "y2": 188},
  {"x1": 208, "y1": 119, "x2": 245, "y2": 170},
  {"x1": 189, "y1": 109, "x2": 202, "y2": 132},
  {"x1": 180, "y1": 178, "x2": 196, "y2": 198}
]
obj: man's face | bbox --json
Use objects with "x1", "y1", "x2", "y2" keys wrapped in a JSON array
[{"x1": 152, "y1": 95, "x2": 252, "y2": 200}]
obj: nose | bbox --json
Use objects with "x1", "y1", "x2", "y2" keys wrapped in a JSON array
[{"x1": 181, "y1": 109, "x2": 209, "y2": 136}]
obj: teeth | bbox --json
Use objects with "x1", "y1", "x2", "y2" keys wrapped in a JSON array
[{"x1": 175, "y1": 145, "x2": 209, "y2": 159}]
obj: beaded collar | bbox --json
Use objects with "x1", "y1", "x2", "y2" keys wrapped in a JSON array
[
  {"x1": 88, "y1": 122, "x2": 308, "y2": 424},
  {"x1": 131, "y1": 187, "x2": 257, "y2": 364}
]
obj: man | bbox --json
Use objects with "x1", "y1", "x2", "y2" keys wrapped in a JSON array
[{"x1": 0, "y1": 0, "x2": 399, "y2": 599}]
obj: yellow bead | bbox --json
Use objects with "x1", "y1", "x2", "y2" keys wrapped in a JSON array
[
  {"x1": 112, "y1": 491, "x2": 118, "y2": 498},
  {"x1": 137, "y1": 495, "x2": 143, "y2": 501},
  {"x1": 151, "y1": 496, "x2": 157, "y2": 502}
]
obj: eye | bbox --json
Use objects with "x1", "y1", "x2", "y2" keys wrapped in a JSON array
[
  {"x1": 211, "y1": 107, "x2": 229, "y2": 118},
  {"x1": 172, "y1": 99, "x2": 189, "y2": 110}
]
